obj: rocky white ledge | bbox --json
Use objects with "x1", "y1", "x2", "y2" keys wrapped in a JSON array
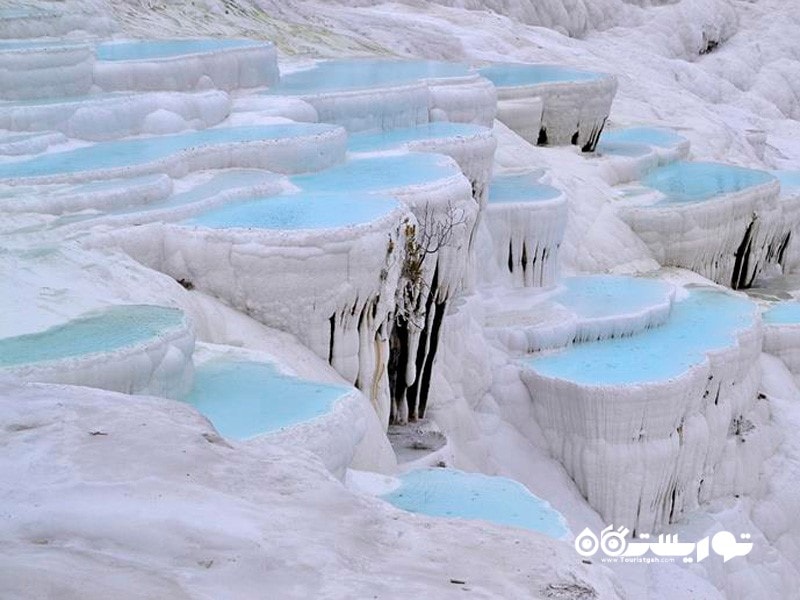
[
  {"x1": 0, "y1": 90, "x2": 231, "y2": 141},
  {"x1": 0, "y1": 304, "x2": 195, "y2": 399},
  {"x1": 482, "y1": 172, "x2": 567, "y2": 288},
  {"x1": 0, "y1": 123, "x2": 347, "y2": 185},
  {"x1": 773, "y1": 171, "x2": 800, "y2": 273},
  {"x1": 349, "y1": 122, "x2": 497, "y2": 209},
  {"x1": 594, "y1": 126, "x2": 691, "y2": 184},
  {"x1": 520, "y1": 289, "x2": 767, "y2": 532},
  {"x1": 93, "y1": 38, "x2": 279, "y2": 92},
  {"x1": 266, "y1": 59, "x2": 496, "y2": 132},
  {"x1": 484, "y1": 275, "x2": 675, "y2": 354},
  {"x1": 0, "y1": 381, "x2": 623, "y2": 599},
  {"x1": 480, "y1": 63, "x2": 617, "y2": 151},
  {"x1": 110, "y1": 184, "x2": 412, "y2": 427},
  {"x1": 186, "y1": 343, "x2": 381, "y2": 480},
  {"x1": 762, "y1": 302, "x2": 800, "y2": 379},
  {"x1": 617, "y1": 161, "x2": 782, "y2": 289},
  {"x1": 0, "y1": 41, "x2": 95, "y2": 101}
]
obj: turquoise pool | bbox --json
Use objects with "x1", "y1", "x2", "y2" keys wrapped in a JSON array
[{"x1": 382, "y1": 468, "x2": 569, "y2": 539}]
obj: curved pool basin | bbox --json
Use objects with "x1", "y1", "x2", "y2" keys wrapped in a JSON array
[
  {"x1": 183, "y1": 359, "x2": 349, "y2": 439},
  {"x1": 382, "y1": 468, "x2": 569, "y2": 539},
  {"x1": 267, "y1": 59, "x2": 471, "y2": 95}
]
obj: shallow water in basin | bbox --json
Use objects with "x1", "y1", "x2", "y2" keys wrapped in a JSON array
[
  {"x1": 526, "y1": 290, "x2": 755, "y2": 385},
  {"x1": 554, "y1": 276, "x2": 673, "y2": 321},
  {"x1": 266, "y1": 59, "x2": 471, "y2": 95},
  {"x1": 0, "y1": 124, "x2": 337, "y2": 180},
  {"x1": 479, "y1": 62, "x2": 601, "y2": 87},
  {"x1": 488, "y1": 173, "x2": 561, "y2": 203},
  {"x1": 0, "y1": 305, "x2": 185, "y2": 367},
  {"x1": 382, "y1": 468, "x2": 569, "y2": 539},
  {"x1": 348, "y1": 122, "x2": 487, "y2": 153},
  {"x1": 642, "y1": 161, "x2": 775, "y2": 204},
  {"x1": 183, "y1": 359, "x2": 348, "y2": 439},
  {"x1": 600, "y1": 127, "x2": 686, "y2": 149},
  {"x1": 763, "y1": 301, "x2": 800, "y2": 325},
  {"x1": 186, "y1": 190, "x2": 399, "y2": 230},
  {"x1": 292, "y1": 153, "x2": 462, "y2": 193}
]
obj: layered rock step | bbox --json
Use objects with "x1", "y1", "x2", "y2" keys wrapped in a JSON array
[
  {"x1": 0, "y1": 90, "x2": 231, "y2": 141},
  {"x1": 0, "y1": 123, "x2": 347, "y2": 184},
  {"x1": 519, "y1": 288, "x2": 769, "y2": 533},
  {"x1": 594, "y1": 126, "x2": 690, "y2": 184},
  {"x1": 479, "y1": 62, "x2": 617, "y2": 151},
  {"x1": 0, "y1": 304, "x2": 195, "y2": 399},
  {"x1": 0, "y1": 37, "x2": 278, "y2": 101},
  {"x1": 377, "y1": 468, "x2": 569, "y2": 539},
  {"x1": 484, "y1": 275, "x2": 674, "y2": 353},
  {"x1": 762, "y1": 301, "x2": 800, "y2": 379},
  {"x1": 115, "y1": 179, "x2": 411, "y2": 427},
  {"x1": 185, "y1": 343, "x2": 376, "y2": 479},
  {"x1": 771, "y1": 170, "x2": 800, "y2": 273},
  {"x1": 483, "y1": 172, "x2": 567, "y2": 288},
  {"x1": 266, "y1": 59, "x2": 496, "y2": 132},
  {"x1": 616, "y1": 161, "x2": 782, "y2": 289}
]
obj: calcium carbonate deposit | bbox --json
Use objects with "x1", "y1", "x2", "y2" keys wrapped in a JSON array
[{"x1": 3, "y1": 1, "x2": 800, "y2": 598}]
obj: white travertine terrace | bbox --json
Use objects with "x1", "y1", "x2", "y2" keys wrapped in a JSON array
[
  {"x1": 480, "y1": 63, "x2": 618, "y2": 151},
  {"x1": 520, "y1": 289, "x2": 769, "y2": 533},
  {"x1": 0, "y1": 123, "x2": 348, "y2": 185},
  {"x1": 482, "y1": 173, "x2": 567, "y2": 288},
  {"x1": 618, "y1": 162, "x2": 782, "y2": 289},
  {"x1": 0, "y1": 305, "x2": 195, "y2": 400},
  {"x1": 93, "y1": 39, "x2": 280, "y2": 92},
  {"x1": 108, "y1": 187, "x2": 412, "y2": 428},
  {"x1": 0, "y1": 90, "x2": 231, "y2": 140}
]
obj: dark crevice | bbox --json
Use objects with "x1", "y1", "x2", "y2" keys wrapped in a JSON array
[
  {"x1": 668, "y1": 484, "x2": 678, "y2": 523},
  {"x1": 778, "y1": 232, "x2": 792, "y2": 267},
  {"x1": 581, "y1": 117, "x2": 607, "y2": 152},
  {"x1": 520, "y1": 242, "x2": 528, "y2": 278},
  {"x1": 507, "y1": 240, "x2": 514, "y2": 273},
  {"x1": 328, "y1": 313, "x2": 336, "y2": 364},
  {"x1": 537, "y1": 127, "x2": 548, "y2": 146},
  {"x1": 731, "y1": 218, "x2": 757, "y2": 289}
]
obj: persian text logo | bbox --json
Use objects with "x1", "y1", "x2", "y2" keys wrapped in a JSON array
[{"x1": 574, "y1": 525, "x2": 754, "y2": 564}]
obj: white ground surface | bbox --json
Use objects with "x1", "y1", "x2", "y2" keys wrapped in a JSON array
[{"x1": 3, "y1": 0, "x2": 800, "y2": 598}]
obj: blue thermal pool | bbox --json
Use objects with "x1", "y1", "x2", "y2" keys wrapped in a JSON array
[
  {"x1": 525, "y1": 290, "x2": 756, "y2": 385},
  {"x1": 763, "y1": 301, "x2": 800, "y2": 325},
  {"x1": 183, "y1": 359, "x2": 349, "y2": 439},
  {"x1": 348, "y1": 122, "x2": 488, "y2": 153},
  {"x1": 488, "y1": 173, "x2": 561, "y2": 204},
  {"x1": 96, "y1": 38, "x2": 266, "y2": 61},
  {"x1": 600, "y1": 127, "x2": 687, "y2": 149},
  {"x1": 266, "y1": 59, "x2": 471, "y2": 95},
  {"x1": 479, "y1": 63, "x2": 601, "y2": 87},
  {"x1": 641, "y1": 161, "x2": 775, "y2": 204},
  {"x1": 292, "y1": 153, "x2": 462, "y2": 193},
  {"x1": 382, "y1": 468, "x2": 569, "y2": 539},
  {"x1": 772, "y1": 170, "x2": 800, "y2": 194},
  {"x1": 185, "y1": 191, "x2": 399, "y2": 230},
  {"x1": 0, "y1": 124, "x2": 337, "y2": 180},
  {"x1": 0, "y1": 305, "x2": 186, "y2": 368},
  {"x1": 113, "y1": 170, "x2": 278, "y2": 215},
  {"x1": 553, "y1": 276, "x2": 673, "y2": 321}
]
